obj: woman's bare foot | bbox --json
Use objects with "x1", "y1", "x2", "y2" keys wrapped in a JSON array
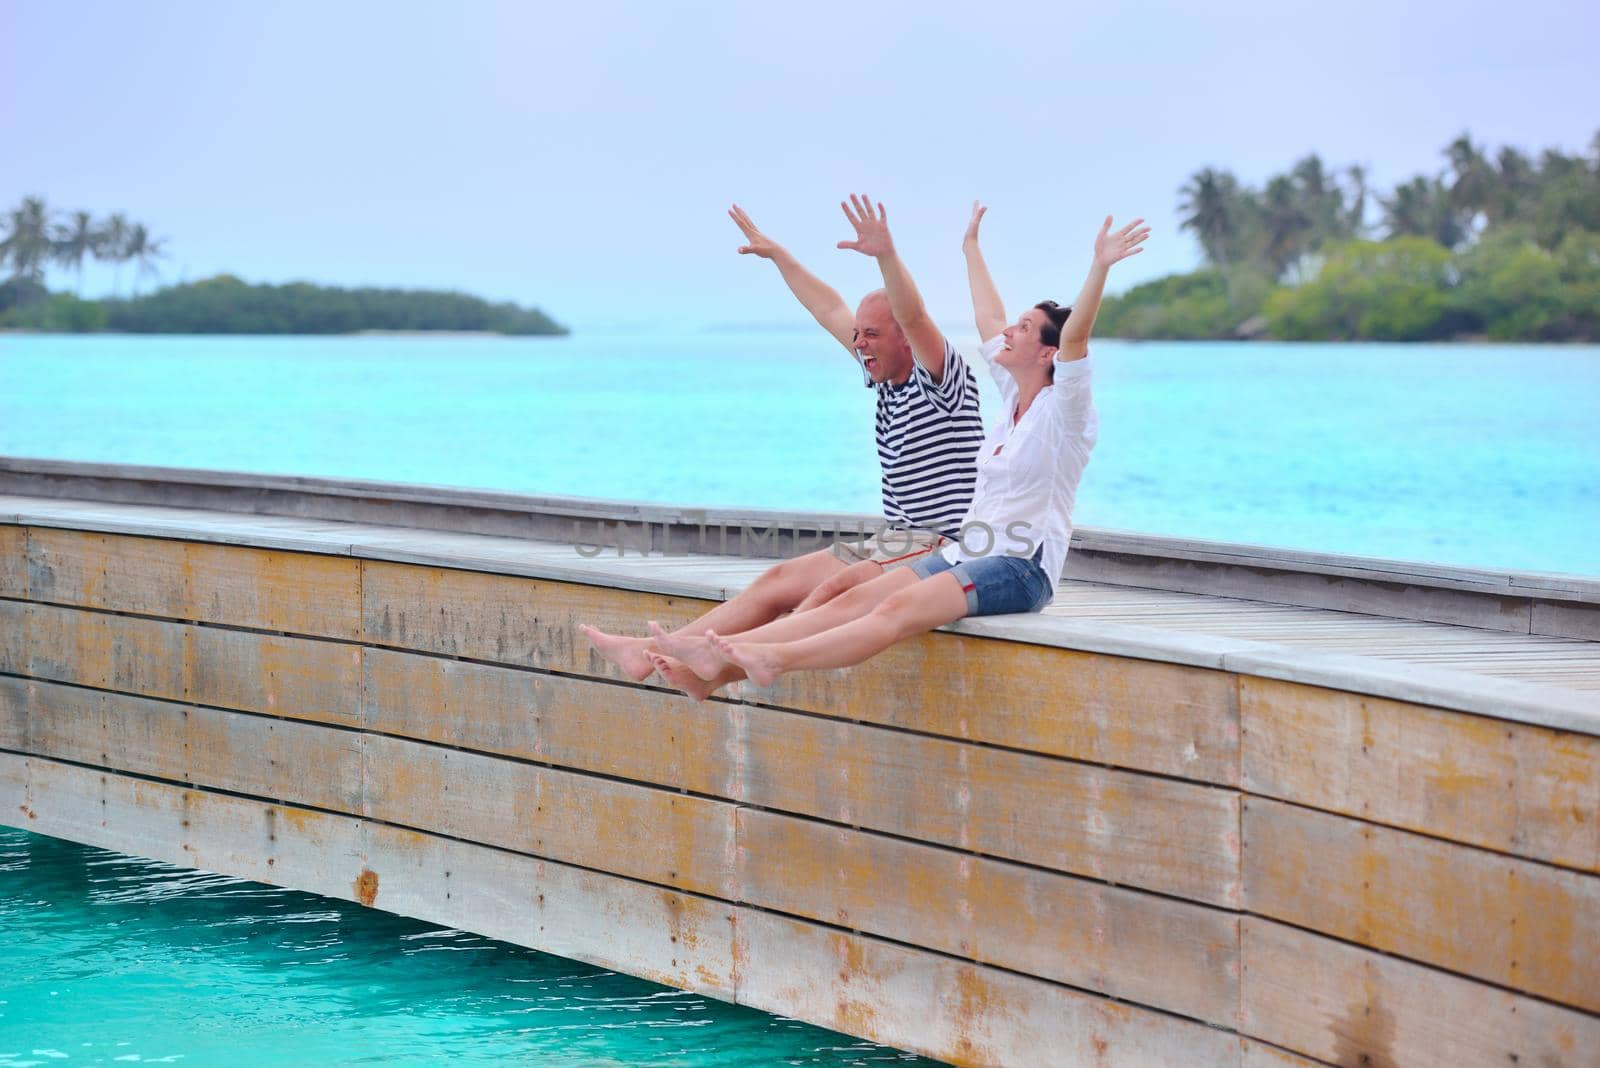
[
  {"x1": 646, "y1": 652, "x2": 720, "y2": 702},
  {"x1": 577, "y1": 624, "x2": 654, "y2": 681},
  {"x1": 647, "y1": 621, "x2": 728, "y2": 682},
  {"x1": 707, "y1": 631, "x2": 784, "y2": 687}
]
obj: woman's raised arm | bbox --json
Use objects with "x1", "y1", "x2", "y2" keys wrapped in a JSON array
[
  {"x1": 1057, "y1": 216, "x2": 1150, "y2": 361},
  {"x1": 962, "y1": 201, "x2": 1008, "y2": 343}
]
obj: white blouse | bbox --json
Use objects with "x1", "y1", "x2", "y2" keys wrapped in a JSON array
[{"x1": 937, "y1": 334, "x2": 1098, "y2": 586}]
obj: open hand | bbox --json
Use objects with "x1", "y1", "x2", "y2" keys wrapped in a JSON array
[
  {"x1": 963, "y1": 200, "x2": 987, "y2": 250},
  {"x1": 729, "y1": 204, "x2": 780, "y2": 258},
  {"x1": 1094, "y1": 216, "x2": 1150, "y2": 268},
  {"x1": 836, "y1": 194, "x2": 895, "y2": 258}
]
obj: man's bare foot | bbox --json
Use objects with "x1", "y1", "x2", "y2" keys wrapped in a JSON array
[
  {"x1": 577, "y1": 624, "x2": 654, "y2": 682},
  {"x1": 646, "y1": 652, "x2": 721, "y2": 702},
  {"x1": 646, "y1": 621, "x2": 728, "y2": 682},
  {"x1": 707, "y1": 631, "x2": 784, "y2": 687}
]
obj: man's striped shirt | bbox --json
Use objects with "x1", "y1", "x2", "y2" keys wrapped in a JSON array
[{"x1": 862, "y1": 338, "x2": 985, "y2": 537}]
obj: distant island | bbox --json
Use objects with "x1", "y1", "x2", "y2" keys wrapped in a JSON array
[
  {"x1": 0, "y1": 198, "x2": 567, "y2": 336},
  {"x1": 1097, "y1": 131, "x2": 1599, "y2": 343}
]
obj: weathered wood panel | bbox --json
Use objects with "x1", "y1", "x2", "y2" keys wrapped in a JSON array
[
  {"x1": 363, "y1": 562, "x2": 1242, "y2": 784},
  {"x1": 1239, "y1": 917, "x2": 1600, "y2": 1067},
  {"x1": 1237, "y1": 1040, "x2": 1329, "y2": 1067},
  {"x1": 1243, "y1": 796, "x2": 1600, "y2": 1012},
  {"x1": 1534, "y1": 598, "x2": 1600, "y2": 641},
  {"x1": 0, "y1": 754, "x2": 739, "y2": 999},
  {"x1": 1241, "y1": 677, "x2": 1600, "y2": 872},
  {"x1": 740, "y1": 706, "x2": 1241, "y2": 906},
  {"x1": 737, "y1": 808, "x2": 1240, "y2": 1027},
  {"x1": 8, "y1": 678, "x2": 364, "y2": 814},
  {"x1": 738, "y1": 909, "x2": 1241, "y2": 1067},
  {"x1": 760, "y1": 634, "x2": 1242, "y2": 785},
  {"x1": 362, "y1": 645, "x2": 1242, "y2": 904},
  {"x1": 361, "y1": 645, "x2": 740, "y2": 797},
  {"x1": 0, "y1": 524, "x2": 24, "y2": 597},
  {"x1": 359, "y1": 733, "x2": 738, "y2": 900},
  {"x1": 15, "y1": 601, "x2": 362, "y2": 728},
  {"x1": 360, "y1": 559, "x2": 714, "y2": 683},
  {"x1": 25, "y1": 528, "x2": 362, "y2": 639}
]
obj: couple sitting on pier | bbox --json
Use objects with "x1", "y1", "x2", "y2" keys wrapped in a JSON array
[{"x1": 582, "y1": 196, "x2": 1148, "y2": 698}]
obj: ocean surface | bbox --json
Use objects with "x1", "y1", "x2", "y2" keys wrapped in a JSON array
[
  {"x1": 2, "y1": 329, "x2": 1598, "y2": 1064},
  {"x1": 0, "y1": 827, "x2": 930, "y2": 1066},
  {"x1": 3, "y1": 330, "x2": 1598, "y2": 576}
]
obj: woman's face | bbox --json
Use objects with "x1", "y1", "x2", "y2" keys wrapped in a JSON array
[{"x1": 997, "y1": 308, "x2": 1056, "y2": 375}]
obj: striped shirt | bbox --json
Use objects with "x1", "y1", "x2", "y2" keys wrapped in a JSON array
[{"x1": 859, "y1": 338, "x2": 985, "y2": 537}]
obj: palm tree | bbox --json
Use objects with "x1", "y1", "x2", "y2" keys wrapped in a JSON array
[
  {"x1": 1445, "y1": 134, "x2": 1494, "y2": 231},
  {"x1": 1495, "y1": 147, "x2": 1537, "y2": 223},
  {"x1": 53, "y1": 210, "x2": 98, "y2": 294},
  {"x1": 1260, "y1": 175, "x2": 1312, "y2": 279},
  {"x1": 1381, "y1": 177, "x2": 1467, "y2": 249},
  {"x1": 0, "y1": 196, "x2": 54, "y2": 283},
  {"x1": 1290, "y1": 154, "x2": 1349, "y2": 246},
  {"x1": 1178, "y1": 167, "x2": 1246, "y2": 266},
  {"x1": 98, "y1": 213, "x2": 132, "y2": 296},
  {"x1": 122, "y1": 224, "x2": 167, "y2": 295},
  {"x1": 1343, "y1": 164, "x2": 1370, "y2": 237}
]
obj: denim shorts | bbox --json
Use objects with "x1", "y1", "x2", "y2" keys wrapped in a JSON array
[{"x1": 907, "y1": 546, "x2": 1054, "y2": 617}]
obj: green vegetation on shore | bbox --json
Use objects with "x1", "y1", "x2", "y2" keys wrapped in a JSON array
[
  {"x1": 0, "y1": 197, "x2": 567, "y2": 335},
  {"x1": 1098, "y1": 132, "x2": 1600, "y2": 342}
]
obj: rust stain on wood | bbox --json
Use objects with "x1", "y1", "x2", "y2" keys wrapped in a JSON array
[{"x1": 354, "y1": 868, "x2": 379, "y2": 907}]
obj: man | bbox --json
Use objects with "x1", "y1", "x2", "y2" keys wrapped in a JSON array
[{"x1": 580, "y1": 199, "x2": 984, "y2": 682}]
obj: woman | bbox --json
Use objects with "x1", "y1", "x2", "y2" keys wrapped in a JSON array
[{"x1": 644, "y1": 195, "x2": 1147, "y2": 697}]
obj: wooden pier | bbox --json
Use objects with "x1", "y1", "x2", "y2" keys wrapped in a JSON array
[{"x1": 1, "y1": 458, "x2": 1596, "y2": 1066}]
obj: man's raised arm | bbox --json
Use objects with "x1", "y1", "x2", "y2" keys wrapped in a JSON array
[
  {"x1": 728, "y1": 204, "x2": 856, "y2": 357},
  {"x1": 836, "y1": 194, "x2": 947, "y2": 381}
]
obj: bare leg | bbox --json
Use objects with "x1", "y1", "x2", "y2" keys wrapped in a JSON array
[
  {"x1": 669, "y1": 547, "x2": 848, "y2": 636},
  {"x1": 579, "y1": 547, "x2": 849, "y2": 680},
  {"x1": 711, "y1": 572, "x2": 969, "y2": 685},
  {"x1": 793, "y1": 558, "x2": 882, "y2": 612},
  {"x1": 652, "y1": 567, "x2": 920, "y2": 679}
]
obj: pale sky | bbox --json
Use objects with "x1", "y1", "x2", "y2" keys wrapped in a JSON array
[{"x1": 3, "y1": 0, "x2": 1596, "y2": 330}]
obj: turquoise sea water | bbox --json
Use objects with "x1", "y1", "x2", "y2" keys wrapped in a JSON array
[
  {"x1": 0, "y1": 828, "x2": 930, "y2": 1066},
  {"x1": 3, "y1": 330, "x2": 1598, "y2": 575}
]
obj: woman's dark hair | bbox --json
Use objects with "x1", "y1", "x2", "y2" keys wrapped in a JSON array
[{"x1": 1034, "y1": 301, "x2": 1072, "y2": 347}]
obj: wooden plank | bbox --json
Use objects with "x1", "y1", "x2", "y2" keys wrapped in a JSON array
[
  {"x1": 361, "y1": 646, "x2": 1241, "y2": 904},
  {"x1": 360, "y1": 559, "x2": 717, "y2": 683},
  {"x1": 24, "y1": 528, "x2": 363, "y2": 638},
  {"x1": 1241, "y1": 677, "x2": 1599, "y2": 872},
  {"x1": 0, "y1": 523, "x2": 24, "y2": 597},
  {"x1": 23, "y1": 600, "x2": 188, "y2": 697},
  {"x1": 0, "y1": 754, "x2": 737, "y2": 1000},
  {"x1": 1243, "y1": 797, "x2": 1600, "y2": 1012},
  {"x1": 361, "y1": 645, "x2": 740, "y2": 798},
  {"x1": 0, "y1": 599, "x2": 24, "y2": 677},
  {"x1": 736, "y1": 909, "x2": 1240, "y2": 1068},
  {"x1": 1535, "y1": 598, "x2": 1600, "y2": 641},
  {"x1": 737, "y1": 809, "x2": 1240, "y2": 1027},
  {"x1": 1239, "y1": 917, "x2": 1600, "y2": 1067},
  {"x1": 17, "y1": 601, "x2": 363, "y2": 729},
  {"x1": 363, "y1": 562, "x2": 1242, "y2": 784},
  {"x1": 359, "y1": 733, "x2": 738, "y2": 900},
  {"x1": 1238, "y1": 1040, "x2": 1329, "y2": 1067},
  {"x1": 764, "y1": 632, "x2": 1241, "y2": 786},
  {"x1": 739, "y1": 706, "x2": 1242, "y2": 906},
  {"x1": 185, "y1": 622, "x2": 363, "y2": 727},
  {"x1": 12, "y1": 679, "x2": 364, "y2": 815}
]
